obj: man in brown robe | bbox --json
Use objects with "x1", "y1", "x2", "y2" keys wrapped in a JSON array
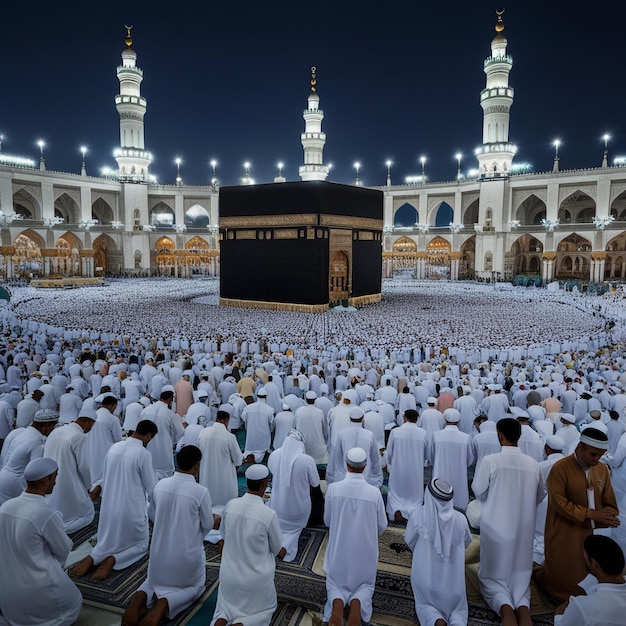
[{"x1": 534, "y1": 428, "x2": 619, "y2": 602}]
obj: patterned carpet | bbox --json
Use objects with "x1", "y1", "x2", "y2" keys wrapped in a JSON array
[{"x1": 71, "y1": 523, "x2": 556, "y2": 625}]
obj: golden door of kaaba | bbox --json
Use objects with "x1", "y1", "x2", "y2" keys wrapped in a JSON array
[{"x1": 330, "y1": 250, "x2": 349, "y2": 301}]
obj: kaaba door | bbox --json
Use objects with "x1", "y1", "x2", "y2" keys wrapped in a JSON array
[{"x1": 330, "y1": 251, "x2": 349, "y2": 301}]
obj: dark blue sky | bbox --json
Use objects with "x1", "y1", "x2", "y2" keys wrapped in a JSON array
[{"x1": 1, "y1": 2, "x2": 624, "y2": 187}]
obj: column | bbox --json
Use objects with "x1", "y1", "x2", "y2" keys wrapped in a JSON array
[
  {"x1": 542, "y1": 252, "x2": 556, "y2": 282},
  {"x1": 591, "y1": 252, "x2": 606, "y2": 283}
]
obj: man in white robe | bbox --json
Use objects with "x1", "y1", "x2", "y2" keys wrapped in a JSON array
[
  {"x1": 123, "y1": 445, "x2": 219, "y2": 625},
  {"x1": 294, "y1": 390, "x2": 329, "y2": 463},
  {"x1": 0, "y1": 458, "x2": 82, "y2": 626},
  {"x1": 268, "y1": 430, "x2": 320, "y2": 561},
  {"x1": 140, "y1": 387, "x2": 184, "y2": 479},
  {"x1": 88, "y1": 394, "x2": 122, "y2": 486},
  {"x1": 0, "y1": 408, "x2": 58, "y2": 505},
  {"x1": 431, "y1": 408, "x2": 473, "y2": 500},
  {"x1": 44, "y1": 407, "x2": 98, "y2": 532},
  {"x1": 385, "y1": 408, "x2": 427, "y2": 522},
  {"x1": 472, "y1": 417, "x2": 544, "y2": 626},
  {"x1": 198, "y1": 410, "x2": 243, "y2": 521},
  {"x1": 329, "y1": 407, "x2": 383, "y2": 488},
  {"x1": 211, "y1": 464, "x2": 285, "y2": 626},
  {"x1": 533, "y1": 435, "x2": 565, "y2": 565},
  {"x1": 405, "y1": 478, "x2": 473, "y2": 626},
  {"x1": 241, "y1": 388, "x2": 275, "y2": 463},
  {"x1": 323, "y1": 447, "x2": 387, "y2": 626},
  {"x1": 70, "y1": 419, "x2": 158, "y2": 580}
]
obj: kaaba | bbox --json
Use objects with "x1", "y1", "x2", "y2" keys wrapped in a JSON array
[{"x1": 219, "y1": 181, "x2": 383, "y2": 311}]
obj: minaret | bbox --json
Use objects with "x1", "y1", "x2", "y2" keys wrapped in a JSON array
[
  {"x1": 299, "y1": 67, "x2": 328, "y2": 181},
  {"x1": 476, "y1": 10, "x2": 516, "y2": 178},
  {"x1": 114, "y1": 26, "x2": 152, "y2": 183}
]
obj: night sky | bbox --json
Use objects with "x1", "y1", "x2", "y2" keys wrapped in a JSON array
[{"x1": 1, "y1": 2, "x2": 624, "y2": 188}]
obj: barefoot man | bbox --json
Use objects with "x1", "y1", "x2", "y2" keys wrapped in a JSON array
[{"x1": 71, "y1": 419, "x2": 158, "y2": 580}]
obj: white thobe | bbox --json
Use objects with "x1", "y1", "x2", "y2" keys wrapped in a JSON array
[
  {"x1": 405, "y1": 502, "x2": 473, "y2": 626},
  {"x1": 323, "y1": 472, "x2": 387, "y2": 623},
  {"x1": 472, "y1": 430, "x2": 501, "y2": 476},
  {"x1": 88, "y1": 407, "x2": 123, "y2": 486},
  {"x1": 385, "y1": 422, "x2": 427, "y2": 520},
  {"x1": 138, "y1": 473, "x2": 213, "y2": 618},
  {"x1": 533, "y1": 452, "x2": 564, "y2": 564},
  {"x1": 44, "y1": 422, "x2": 94, "y2": 533},
  {"x1": 141, "y1": 401, "x2": 184, "y2": 479},
  {"x1": 294, "y1": 404, "x2": 328, "y2": 463},
  {"x1": 431, "y1": 426, "x2": 474, "y2": 510},
  {"x1": 198, "y1": 422, "x2": 243, "y2": 513},
  {"x1": 519, "y1": 423, "x2": 545, "y2": 462},
  {"x1": 0, "y1": 492, "x2": 82, "y2": 626},
  {"x1": 268, "y1": 445, "x2": 319, "y2": 560},
  {"x1": 272, "y1": 410, "x2": 295, "y2": 450},
  {"x1": 89, "y1": 437, "x2": 157, "y2": 569},
  {"x1": 553, "y1": 579, "x2": 626, "y2": 625},
  {"x1": 0, "y1": 425, "x2": 46, "y2": 505},
  {"x1": 211, "y1": 493, "x2": 283, "y2": 626},
  {"x1": 472, "y1": 447, "x2": 544, "y2": 612},
  {"x1": 609, "y1": 431, "x2": 626, "y2": 505},
  {"x1": 242, "y1": 400, "x2": 275, "y2": 462},
  {"x1": 331, "y1": 424, "x2": 383, "y2": 487}
]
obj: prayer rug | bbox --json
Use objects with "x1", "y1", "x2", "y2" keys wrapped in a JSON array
[{"x1": 68, "y1": 522, "x2": 98, "y2": 551}]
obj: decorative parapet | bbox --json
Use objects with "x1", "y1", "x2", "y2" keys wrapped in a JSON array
[
  {"x1": 542, "y1": 252, "x2": 557, "y2": 261},
  {"x1": 591, "y1": 251, "x2": 607, "y2": 261}
]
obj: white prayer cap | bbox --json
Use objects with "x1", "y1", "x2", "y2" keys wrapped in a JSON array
[
  {"x1": 579, "y1": 428, "x2": 609, "y2": 450},
  {"x1": 77, "y1": 407, "x2": 97, "y2": 421},
  {"x1": 282, "y1": 403, "x2": 291, "y2": 411},
  {"x1": 560, "y1": 413, "x2": 576, "y2": 424},
  {"x1": 426, "y1": 397, "x2": 437, "y2": 405},
  {"x1": 349, "y1": 407, "x2": 365, "y2": 421},
  {"x1": 443, "y1": 408, "x2": 460, "y2": 423},
  {"x1": 138, "y1": 397, "x2": 152, "y2": 407},
  {"x1": 365, "y1": 391, "x2": 374, "y2": 400},
  {"x1": 546, "y1": 435, "x2": 565, "y2": 452},
  {"x1": 257, "y1": 388, "x2": 267, "y2": 398},
  {"x1": 305, "y1": 390, "x2": 317, "y2": 400},
  {"x1": 342, "y1": 389, "x2": 358, "y2": 404},
  {"x1": 245, "y1": 464, "x2": 269, "y2": 480},
  {"x1": 589, "y1": 409, "x2": 602, "y2": 419},
  {"x1": 161, "y1": 385, "x2": 175, "y2": 393},
  {"x1": 33, "y1": 409, "x2": 59, "y2": 423},
  {"x1": 346, "y1": 447, "x2": 367, "y2": 468},
  {"x1": 516, "y1": 410, "x2": 530, "y2": 420},
  {"x1": 427, "y1": 477, "x2": 454, "y2": 501},
  {"x1": 197, "y1": 389, "x2": 209, "y2": 398},
  {"x1": 24, "y1": 457, "x2": 58, "y2": 482},
  {"x1": 320, "y1": 383, "x2": 329, "y2": 395}
]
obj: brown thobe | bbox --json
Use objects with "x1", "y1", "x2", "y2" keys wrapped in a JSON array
[{"x1": 535, "y1": 453, "x2": 617, "y2": 602}]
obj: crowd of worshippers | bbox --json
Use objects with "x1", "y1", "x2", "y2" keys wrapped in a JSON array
[{"x1": 1, "y1": 338, "x2": 626, "y2": 625}]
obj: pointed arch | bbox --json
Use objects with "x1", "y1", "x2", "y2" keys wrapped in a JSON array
[
  {"x1": 185, "y1": 204, "x2": 210, "y2": 228},
  {"x1": 54, "y1": 193, "x2": 80, "y2": 225},
  {"x1": 515, "y1": 193, "x2": 547, "y2": 225},
  {"x1": 510, "y1": 234, "x2": 543, "y2": 254},
  {"x1": 392, "y1": 236, "x2": 417, "y2": 253},
  {"x1": 150, "y1": 202, "x2": 175, "y2": 229},
  {"x1": 393, "y1": 202, "x2": 419, "y2": 227},
  {"x1": 93, "y1": 233, "x2": 117, "y2": 251},
  {"x1": 14, "y1": 228, "x2": 45, "y2": 249},
  {"x1": 463, "y1": 199, "x2": 479, "y2": 226},
  {"x1": 434, "y1": 202, "x2": 454, "y2": 227},
  {"x1": 610, "y1": 190, "x2": 626, "y2": 221},
  {"x1": 92, "y1": 197, "x2": 115, "y2": 225},
  {"x1": 558, "y1": 190, "x2": 596, "y2": 224},
  {"x1": 13, "y1": 231, "x2": 44, "y2": 277},
  {"x1": 460, "y1": 235, "x2": 475, "y2": 279},
  {"x1": 12, "y1": 188, "x2": 41, "y2": 220},
  {"x1": 606, "y1": 232, "x2": 626, "y2": 252},
  {"x1": 556, "y1": 232, "x2": 592, "y2": 252},
  {"x1": 426, "y1": 235, "x2": 451, "y2": 253},
  {"x1": 510, "y1": 234, "x2": 543, "y2": 277},
  {"x1": 56, "y1": 231, "x2": 83, "y2": 252},
  {"x1": 155, "y1": 236, "x2": 175, "y2": 252}
]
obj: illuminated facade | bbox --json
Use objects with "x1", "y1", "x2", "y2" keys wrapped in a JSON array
[{"x1": 0, "y1": 13, "x2": 625, "y2": 284}]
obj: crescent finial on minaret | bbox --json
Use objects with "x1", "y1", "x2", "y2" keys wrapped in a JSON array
[
  {"x1": 310, "y1": 66, "x2": 317, "y2": 93},
  {"x1": 495, "y1": 9, "x2": 505, "y2": 33},
  {"x1": 125, "y1": 25, "x2": 133, "y2": 47}
]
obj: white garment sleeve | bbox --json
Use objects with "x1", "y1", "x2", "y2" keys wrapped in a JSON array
[
  {"x1": 471, "y1": 455, "x2": 491, "y2": 501},
  {"x1": 43, "y1": 512, "x2": 73, "y2": 566}
]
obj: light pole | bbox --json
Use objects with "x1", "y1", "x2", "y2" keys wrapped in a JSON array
[
  {"x1": 420, "y1": 156, "x2": 426, "y2": 184},
  {"x1": 175, "y1": 158, "x2": 182, "y2": 186},
  {"x1": 37, "y1": 140, "x2": 45, "y2": 171},
  {"x1": 80, "y1": 146, "x2": 87, "y2": 176},
  {"x1": 385, "y1": 160, "x2": 392, "y2": 186},
  {"x1": 275, "y1": 161, "x2": 286, "y2": 183},
  {"x1": 210, "y1": 159, "x2": 218, "y2": 190},
  {"x1": 553, "y1": 139, "x2": 561, "y2": 173},
  {"x1": 354, "y1": 161, "x2": 361, "y2": 186},
  {"x1": 455, "y1": 153, "x2": 462, "y2": 180},
  {"x1": 602, "y1": 133, "x2": 610, "y2": 168}
]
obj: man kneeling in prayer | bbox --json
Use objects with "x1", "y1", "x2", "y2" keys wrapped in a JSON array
[{"x1": 122, "y1": 445, "x2": 219, "y2": 625}]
